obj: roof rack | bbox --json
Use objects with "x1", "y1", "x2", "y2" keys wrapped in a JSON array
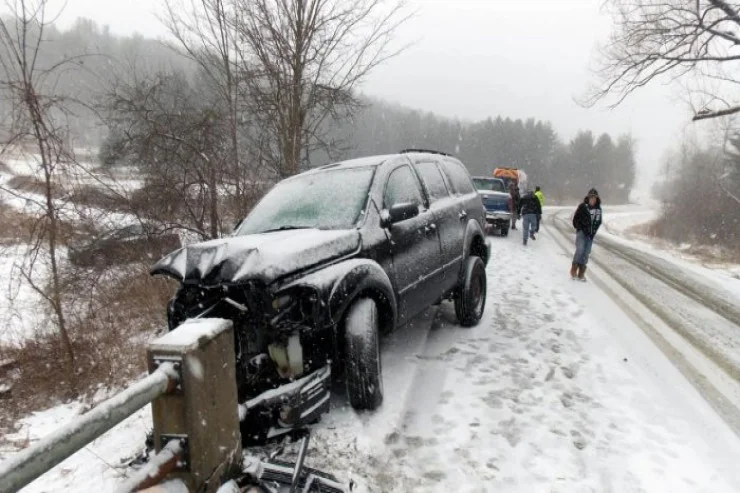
[{"x1": 399, "y1": 149, "x2": 452, "y2": 157}]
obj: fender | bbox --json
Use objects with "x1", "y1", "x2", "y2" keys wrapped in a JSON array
[
  {"x1": 280, "y1": 258, "x2": 397, "y2": 331},
  {"x1": 462, "y1": 219, "x2": 489, "y2": 266}
]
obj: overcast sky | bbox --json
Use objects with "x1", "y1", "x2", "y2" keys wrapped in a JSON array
[{"x1": 36, "y1": 0, "x2": 707, "y2": 198}]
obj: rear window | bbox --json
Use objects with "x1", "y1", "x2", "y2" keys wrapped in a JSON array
[
  {"x1": 441, "y1": 160, "x2": 475, "y2": 195},
  {"x1": 473, "y1": 178, "x2": 506, "y2": 193},
  {"x1": 413, "y1": 162, "x2": 449, "y2": 201}
]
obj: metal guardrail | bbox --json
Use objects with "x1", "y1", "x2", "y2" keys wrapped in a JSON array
[
  {"x1": 0, "y1": 317, "x2": 349, "y2": 493},
  {"x1": 0, "y1": 363, "x2": 179, "y2": 493}
]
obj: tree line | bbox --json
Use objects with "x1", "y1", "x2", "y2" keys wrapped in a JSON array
[
  {"x1": 330, "y1": 98, "x2": 636, "y2": 203},
  {"x1": 652, "y1": 139, "x2": 740, "y2": 251}
]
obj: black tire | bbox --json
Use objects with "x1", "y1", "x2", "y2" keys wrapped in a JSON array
[
  {"x1": 501, "y1": 226, "x2": 509, "y2": 237},
  {"x1": 344, "y1": 298, "x2": 383, "y2": 410},
  {"x1": 454, "y1": 256, "x2": 487, "y2": 327}
]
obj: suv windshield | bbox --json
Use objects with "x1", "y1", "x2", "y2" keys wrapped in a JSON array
[
  {"x1": 236, "y1": 167, "x2": 375, "y2": 235},
  {"x1": 473, "y1": 178, "x2": 505, "y2": 193}
]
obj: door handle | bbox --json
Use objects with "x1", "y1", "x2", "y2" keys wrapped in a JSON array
[{"x1": 459, "y1": 210, "x2": 468, "y2": 220}]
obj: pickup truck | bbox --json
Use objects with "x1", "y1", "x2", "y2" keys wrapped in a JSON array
[{"x1": 473, "y1": 176, "x2": 511, "y2": 237}]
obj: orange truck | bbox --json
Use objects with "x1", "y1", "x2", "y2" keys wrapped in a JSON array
[{"x1": 493, "y1": 167, "x2": 528, "y2": 192}]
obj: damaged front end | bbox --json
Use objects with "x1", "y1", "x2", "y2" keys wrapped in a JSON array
[{"x1": 166, "y1": 280, "x2": 333, "y2": 444}]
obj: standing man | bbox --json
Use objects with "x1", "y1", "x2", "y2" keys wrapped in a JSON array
[
  {"x1": 508, "y1": 182, "x2": 520, "y2": 230},
  {"x1": 518, "y1": 188, "x2": 542, "y2": 246},
  {"x1": 571, "y1": 188, "x2": 602, "y2": 281},
  {"x1": 534, "y1": 186, "x2": 545, "y2": 232}
]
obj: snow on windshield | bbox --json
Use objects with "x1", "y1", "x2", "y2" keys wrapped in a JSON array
[{"x1": 236, "y1": 167, "x2": 375, "y2": 235}]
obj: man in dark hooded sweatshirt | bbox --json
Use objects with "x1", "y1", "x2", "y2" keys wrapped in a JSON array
[
  {"x1": 518, "y1": 188, "x2": 542, "y2": 246},
  {"x1": 571, "y1": 188, "x2": 602, "y2": 281}
]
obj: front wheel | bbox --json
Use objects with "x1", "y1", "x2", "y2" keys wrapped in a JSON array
[
  {"x1": 454, "y1": 256, "x2": 487, "y2": 327},
  {"x1": 344, "y1": 298, "x2": 383, "y2": 410}
]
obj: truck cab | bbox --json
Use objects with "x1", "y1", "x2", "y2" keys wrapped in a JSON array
[{"x1": 473, "y1": 176, "x2": 511, "y2": 236}]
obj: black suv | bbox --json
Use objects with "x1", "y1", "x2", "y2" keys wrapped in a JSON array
[{"x1": 151, "y1": 150, "x2": 489, "y2": 441}]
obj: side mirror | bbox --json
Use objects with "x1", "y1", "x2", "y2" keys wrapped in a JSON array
[{"x1": 381, "y1": 202, "x2": 419, "y2": 228}]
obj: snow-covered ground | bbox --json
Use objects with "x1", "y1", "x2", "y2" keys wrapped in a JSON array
[
  {"x1": 0, "y1": 154, "x2": 146, "y2": 346},
  {"x1": 598, "y1": 206, "x2": 740, "y2": 299},
  {"x1": 0, "y1": 245, "x2": 50, "y2": 346},
  {"x1": 0, "y1": 403, "x2": 152, "y2": 492},
  {"x1": 3, "y1": 216, "x2": 740, "y2": 492},
  {"x1": 304, "y1": 227, "x2": 740, "y2": 492}
]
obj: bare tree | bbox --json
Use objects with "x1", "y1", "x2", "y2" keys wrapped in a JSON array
[
  {"x1": 104, "y1": 68, "x2": 232, "y2": 239},
  {"x1": 587, "y1": 0, "x2": 740, "y2": 121},
  {"x1": 0, "y1": 0, "x2": 79, "y2": 380},
  {"x1": 235, "y1": 0, "x2": 408, "y2": 177},
  {"x1": 162, "y1": 0, "x2": 255, "y2": 216}
]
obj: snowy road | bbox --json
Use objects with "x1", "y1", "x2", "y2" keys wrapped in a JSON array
[
  {"x1": 306, "y1": 221, "x2": 740, "y2": 492},
  {"x1": 5, "y1": 218, "x2": 740, "y2": 492},
  {"x1": 550, "y1": 210, "x2": 740, "y2": 434}
]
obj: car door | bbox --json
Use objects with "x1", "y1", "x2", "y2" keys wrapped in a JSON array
[
  {"x1": 383, "y1": 164, "x2": 444, "y2": 322},
  {"x1": 435, "y1": 158, "x2": 476, "y2": 282},
  {"x1": 411, "y1": 158, "x2": 461, "y2": 296}
]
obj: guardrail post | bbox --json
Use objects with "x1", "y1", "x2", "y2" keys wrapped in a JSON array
[{"x1": 147, "y1": 318, "x2": 242, "y2": 492}]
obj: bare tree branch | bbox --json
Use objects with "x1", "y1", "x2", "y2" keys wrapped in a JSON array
[
  {"x1": 234, "y1": 0, "x2": 408, "y2": 177},
  {"x1": 586, "y1": 0, "x2": 740, "y2": 121}
]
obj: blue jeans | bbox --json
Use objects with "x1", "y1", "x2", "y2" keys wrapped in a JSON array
[
  {"x1": 573, "y1": 231, "x2": 593, "y2": 265},
  {"x1": 522, "y1": 214, "x2": 537, "y2": 244}
]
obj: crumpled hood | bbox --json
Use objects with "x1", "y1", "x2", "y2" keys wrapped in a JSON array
[{"x1": 151, "y1": 228, "x2": 361, "y2": 285}]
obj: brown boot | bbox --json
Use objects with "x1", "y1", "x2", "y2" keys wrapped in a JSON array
[
  {"x1": 577, "y1": 265, "x2": 587, "y2": 281},
  {"x1": 570, "y1": 263, "x2": 578, "y2": 279}
]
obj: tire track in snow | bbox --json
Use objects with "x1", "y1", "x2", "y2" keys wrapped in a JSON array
[{"x1": 366, "y1": 241, "x2": 633, "y2": 492}]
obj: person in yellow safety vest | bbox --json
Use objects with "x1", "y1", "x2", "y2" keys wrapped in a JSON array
[{"x1": 534, "y1": 186, "x2": 545, "y2": 232}]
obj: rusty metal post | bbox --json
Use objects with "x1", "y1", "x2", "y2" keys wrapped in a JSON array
[{"x1": 146, "y1": 318, "x2": 242, "y2": 492}]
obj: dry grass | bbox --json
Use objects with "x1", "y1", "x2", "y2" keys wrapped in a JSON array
[
  {"x1": 0, "y1": 266, "x2": 176, "y2": 428},
  {"x1": 5, "y1": 175, "x2": 130, "y2": 212},
  {"x1": 71, "y1": 185, "x2": 129, "y2": 212},
  {"x1": 0, "y1": 206, "x2": 40, "y2": 245},
  {"x1": 0, "y1": 201, "x2": 78, "y2": 245},
  {"x1": 4, "y1": 175, "x2": 59, "y2": 197}
]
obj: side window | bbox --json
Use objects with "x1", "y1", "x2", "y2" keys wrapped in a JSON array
[
  {"x1": 441, "y1": 160, "x2": 475, "y2": 195},
  {"x1": 384, "y1": 165, "x2": 425, "y2": 209},
  {"x1": 413, "y1": 161, "x2": 449, "y2": 202}
]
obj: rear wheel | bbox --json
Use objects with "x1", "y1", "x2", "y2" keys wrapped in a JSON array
[
  {"x1": 454, "y1": 256, "x2": 487, "y2": 327},
  {"x1": 344, "y1": 298, "x2": 383, "y2": 410},
  {"x1": 501, "y1": 226, "x2": 509, "y2": 237}
]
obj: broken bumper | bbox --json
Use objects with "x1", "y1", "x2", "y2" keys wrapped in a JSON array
[
  {"x1": 485, "y1": 211, "x2": 511, "y2": 222},
  {"x1": 241, "y1": 431, "x2": 348, "y2": 493},
  {"x1": 245, "y1": 459, "x2": 347, "y2": 493},
  {"x1": 238, "y1": 365, "x2": 331, "y2": 443}
]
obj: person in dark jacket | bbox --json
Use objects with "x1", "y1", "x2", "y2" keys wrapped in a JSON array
[
  {"x1": 571, "y1": 188, "x2": 602, "y2": 280},
  {"x1": 518, "y1": 189, "x2": 542, "y2": 246},
  {"x1": 508, "y1": 183, "x2": 520, "y2": 230}
]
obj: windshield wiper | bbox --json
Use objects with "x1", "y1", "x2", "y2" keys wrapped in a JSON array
[{"x1": 259, "y1": 225, "x2": 314, "y2": 233}]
